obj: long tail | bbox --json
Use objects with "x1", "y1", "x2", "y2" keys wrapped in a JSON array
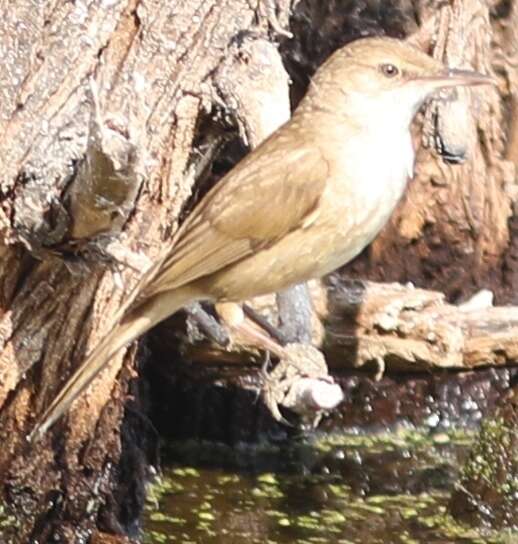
[{"x1": 29, "y1": 285, "x2": 198, "y2": 441}]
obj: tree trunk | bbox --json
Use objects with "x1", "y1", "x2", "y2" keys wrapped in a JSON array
[
  {"x1": 0, "y1": 0, "x2": 516, "y2": 542},
  {"x1": 0, "y1": 1, "x2": 292, "y2": 540}
]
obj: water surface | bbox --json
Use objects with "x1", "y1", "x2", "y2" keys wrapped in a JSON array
[{"x1": 144, "y1": 429, "x2": 517, "y2": 543}]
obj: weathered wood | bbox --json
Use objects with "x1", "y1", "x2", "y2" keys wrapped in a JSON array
[
  {"x1": 324, "y1": 281, "x2": 518, "y2": 371},
  {"x1": 179, "y1": 279, "x2": 518, "y2": 373}
]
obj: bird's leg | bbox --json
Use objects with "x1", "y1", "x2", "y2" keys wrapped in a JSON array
[
  {"x1": 215, "y1": 302, "x2": 343, "y2": 428},
  {"x1": 242, "y1": 303, "x2": 289, "y2": 345},
  {"x1": 185, "y1": 297, "x2": 291, "y2": 351},
  {"x1": 276, "y1": 283, "x2": 314, "y2": 344},
  {"x1": 243, "y1": 284, "x2": 315, "y2": 346},
  {"x1": 215, "y1": 302, "x2": 286, "y2": 357},
  {"x1": 185, "y1": 302, "x2": 231, "y2": 347}
]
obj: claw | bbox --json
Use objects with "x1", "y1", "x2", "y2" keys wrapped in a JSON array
[
  {"x1": 260, "y1": 350, "x2": 272, "y2": 376},
  {"x1": 373, "y1": 356, "x2": 385, "y2": 381},
  {"x1": 264, "y1": 396, "x2": 293, "y2": 426}
]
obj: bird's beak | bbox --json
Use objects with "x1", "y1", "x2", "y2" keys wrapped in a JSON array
[{"x1": 421, "y1": 68, "x2": 495, "y2": 89}]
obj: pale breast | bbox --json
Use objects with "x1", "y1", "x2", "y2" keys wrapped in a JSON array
[
  {"x1": 318, "y1": 126, "x2": 415, "y2": 272},
  {"x1": 348, "y1": 127, "x2": 413, "y2": 213}
]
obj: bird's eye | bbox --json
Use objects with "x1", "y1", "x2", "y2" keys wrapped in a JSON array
[{"x1": 380, "y1": 63, "x2": 399, "y2": 78}]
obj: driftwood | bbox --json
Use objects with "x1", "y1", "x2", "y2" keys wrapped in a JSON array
[
  {"x1": 323, "y1": 280, "x2": 518, "y2": 371},
  {"x1": 180, "y1": 279, "x2": 518, "y2": 373}
]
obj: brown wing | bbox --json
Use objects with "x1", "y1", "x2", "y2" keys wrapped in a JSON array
[{"x1": 143, "y1": 134, "x2": 329, "y2": 298}]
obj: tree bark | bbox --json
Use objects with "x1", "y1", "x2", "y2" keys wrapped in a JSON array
[{"x1": 0, "y1": 0, "x2": 292, "y2": 540}]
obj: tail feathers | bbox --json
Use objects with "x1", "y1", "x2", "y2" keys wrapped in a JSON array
[{"x1": 29, "y1": 285, "x2": 198, "y2": 441}]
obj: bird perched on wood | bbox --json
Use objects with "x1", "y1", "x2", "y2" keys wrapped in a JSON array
[{"x1": 31, "y1": 36, "x2": 492, "y2": 440}]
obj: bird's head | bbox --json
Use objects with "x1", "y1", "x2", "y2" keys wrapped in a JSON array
[{"x1": 301, "y1": 37, "x2": 493, "y2": 129}]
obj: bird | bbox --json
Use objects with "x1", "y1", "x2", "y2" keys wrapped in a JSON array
[{"x1": 30, "y1": 36, "x2": 493, "y2": 440}]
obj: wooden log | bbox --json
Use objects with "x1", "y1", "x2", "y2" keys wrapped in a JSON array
[{"x1": 178, "y1": 279, "x2": 518, "y2": 373}]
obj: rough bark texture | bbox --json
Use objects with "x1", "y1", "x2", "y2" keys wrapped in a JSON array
[
  {"x1": 0, "y1": 0, "x2": 517, "y2": 541},
  {"x1": 0, "y1": 1, "x2": 292, "y2": 541}
]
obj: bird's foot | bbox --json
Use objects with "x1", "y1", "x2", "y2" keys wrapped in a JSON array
[{"x1": 260, "y1": 343, "x2": 343, "y2": 428}]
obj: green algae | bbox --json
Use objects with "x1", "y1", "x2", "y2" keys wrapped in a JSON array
[
  {"x1": 450, "y1": 412, "x2": 517, "y2": 530},
  {"x1": 0, "y1": 503, "x2": 20, "y2": 537},
  {"x1": 144, "y1": 428, "x2": 517, "y2": 544}
]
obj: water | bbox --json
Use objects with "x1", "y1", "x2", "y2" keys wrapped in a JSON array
[{"x1": 143, "y1": 429, "x2": 517, "y2": 543}]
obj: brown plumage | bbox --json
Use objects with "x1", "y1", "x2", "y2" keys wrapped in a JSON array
[{"x1": 31, "y1": 37, "x2": 492, "y2": 440}]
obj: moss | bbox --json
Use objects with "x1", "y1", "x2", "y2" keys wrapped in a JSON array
[
  {"x1": 145, "y1": 475, "x2": 185, "y2": 509},
  {"x1": 0, "y1": 503, "x2": 19, "y2": 531},
  {"x1": 450, "y1": 411, "x2": 517, "y2": 529}
]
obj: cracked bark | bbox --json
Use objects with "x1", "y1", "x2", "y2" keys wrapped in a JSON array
[{"x1": 0, "y1": 0, "x2": 292, "y2": 541}]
